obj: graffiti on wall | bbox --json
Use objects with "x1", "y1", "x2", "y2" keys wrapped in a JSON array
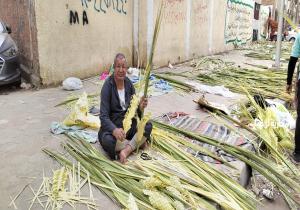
[
  {"x1": 70, "y1": 10, "x2": 89, "y2": 25},
  {"x1": 225, "y1": 0, "x2": 254, "y2": 45},
  {"x1": 69, "y1": 0, "x2": 127, "y2": 26},
  {"x1": 81, "y1": 0, "x2": 127, "y2": 15},
  {"x1": 163, "y1": 0, "x2": 186, "y2": 24},
  {"x1": 192, "y1": 1, "x2": 208, "y2": 24}
]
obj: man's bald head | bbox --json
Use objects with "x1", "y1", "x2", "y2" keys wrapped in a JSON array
[
  {"x1": 113, "y1": 53, "x2": 127, "y2": 81},
  {"x1": 114, "y1": 53, "x2": 126, "y2": 67}
]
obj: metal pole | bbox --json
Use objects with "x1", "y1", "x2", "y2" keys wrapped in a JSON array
[
  {"x1": 296, "y1": 0, "x2": 300, "y2": 24},
  {"x1": 275, "y1": 0, "x2": 285, "y2": 69}
]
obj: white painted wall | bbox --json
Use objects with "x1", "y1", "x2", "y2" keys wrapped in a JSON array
[
  {"x1": 35, "y1": 0, "x2": 133, "y2": 85},
  {"x1": 34, "y1": 0, "x2": 257, "y2": 85}
]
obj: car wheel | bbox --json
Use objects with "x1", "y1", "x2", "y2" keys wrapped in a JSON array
[
  {"x1": 11, "y1": 79, "x2": 21, "y2": 88},
  {"x1": 290, "y1": 37, "x2": 296, "y2": 42}
]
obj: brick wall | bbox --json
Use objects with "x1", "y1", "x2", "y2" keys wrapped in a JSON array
[{"x1": 0, "y1": 0, "x2": 40, "y2": 79}]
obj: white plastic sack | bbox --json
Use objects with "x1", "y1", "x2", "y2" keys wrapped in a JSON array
[
  {"x1": 186, "y1": 81, "x2": 237, "y2": 98},
  {"x1": 62, "y1": 77, "x2": 83, "y2": 90},
  {"x1": 265, "y1": 99, "x2": 296, "y2": 129}
]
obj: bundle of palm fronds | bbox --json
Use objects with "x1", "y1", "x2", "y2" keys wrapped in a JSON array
[
  {"x1": 245, "y1": 47, "x2": 291, "y2": 62},
  {"x1": 195, "y1": 95, "x2": 300, "y2": 210},
  {"x1": 238, "y1": 41, "x2": 292, "y2": 62},
  {"x1": 55, "y1": 93, "x2": 100, "y2": 109},
  {"x1": 153, "y1": 73, "x2": 195, "y2": 92},
  {"x1": 244, "y1": 52, "x2": 274, "y2": 60},
  {"x1": 195, "y1": 66, "x2": 292, "y2": 102},
  {"x1": 195, "y1": 96, "x2": 297, "y2": 172},
  {"x1": 190, "y1": 57, "x2": 234, "y2": 72},
  {"x1": 43, "y1": 118, "x2": 300, "y2": 209},
  {"x1": 156, "y1": 57, "x2": 292, "y2": 101},
  {"x1": 234, "y1": 91, "x2": 294, "y2": 155},
  {"x1": 44, "y1": 131, "x2": 261, "y2": 210},
  {"x1": 153, "y1": 121, "x2": 300, "y2": 208},
  {"x1": 237, "y1": 40, "x2": 273, "y2": 51}
]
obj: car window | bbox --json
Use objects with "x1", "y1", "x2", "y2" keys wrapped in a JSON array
[{"x1": 0, "y1": 23, "x2": 4, "y2": 33}]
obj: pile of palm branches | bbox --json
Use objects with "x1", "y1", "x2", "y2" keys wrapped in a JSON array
[
  {"x1": 155, "y1": 56, "x2": 292, "y2": 102},
  {"x1": 153, "y1": 121, "x2": 300, "y2": 206},
  {"x1": 228, "y1": 91, "x2": 296, "y2": 169},
  {"x1": 43, "y1": 120, "x2": 300, "y2": 210},
  {"x1": 190, "y1": 57, "x2": 234, "y2": 72},
  {"x1": 242, "y1": 41, "x2": 292, "y2": 62},
  {"x1": 44, "y1": 132, "x2": 258, "y2": 210},
  {"x1": 196, "y1": 96, "x2": 296, "y2": 167},
  {"x1": 195, "y1": 95, "x2": 300, "y2": 208},
  {"x1": 55, "y1": 92, "x2": 100, "y2": 109},
  {"x1": 153, "y1": 73, "x2": 196, "y2": 92},
  {"x1": 195, "y1": 66, "x2": 292, "y2": 102}
]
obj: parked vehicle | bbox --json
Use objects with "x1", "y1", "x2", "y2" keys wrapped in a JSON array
[
  {"x1": 271, "y1": 31, "x2": 288, "y2": 41},
  {"x1": 286, "y1": 28, "x2": 299, "y2": 42},
  {"x1": 0, "y1": 21, "x2": 20, "y2": 86}
]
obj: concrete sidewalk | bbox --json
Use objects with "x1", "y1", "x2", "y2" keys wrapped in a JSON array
[{"x1": 0, "y1": 49, "x2": 291, "y2": 210}]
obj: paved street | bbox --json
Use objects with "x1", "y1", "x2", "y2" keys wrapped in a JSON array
[{"x1": 0, "y1": 49, "x2": 294, "y2": 209}]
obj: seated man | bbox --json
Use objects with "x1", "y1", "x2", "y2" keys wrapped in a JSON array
[{"x1": 98, "y1": 53, "x2": 152, "y2": 163}]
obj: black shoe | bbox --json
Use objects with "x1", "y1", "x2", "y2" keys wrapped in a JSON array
[{"x1": 292, "y1": 152, "x2": 300, "y2": 164}]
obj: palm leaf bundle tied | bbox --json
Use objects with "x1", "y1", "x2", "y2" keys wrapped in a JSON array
[
  {"x1": 137, "y1": 113, "x2": 151, "y2": 145},
  {"x1": 123, "y1": 94, "x2": 140, "y2": 133},
  {"x1": 51, "y1": 167, "x2": 68, "y2": 199}
]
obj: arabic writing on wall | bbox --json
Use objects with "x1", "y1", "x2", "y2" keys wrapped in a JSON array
[
  {"x1": 225, "y1": 0, "x2": 254, "y2": 45},
  {"x1": 81, "y1": 0, "x2": 127, "y2": 15}
]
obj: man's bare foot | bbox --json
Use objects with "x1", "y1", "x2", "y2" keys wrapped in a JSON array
[
  {"x1": 119, "y1": 145, "x2": 133, "y2": 164},
  {"x1": 139, "y1": 141, "x2": 149, "y2": 150}
]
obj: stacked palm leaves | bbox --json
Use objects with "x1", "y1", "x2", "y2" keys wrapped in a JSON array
[
  {"x1": 195, "y1": 65, "x2": 292, "y2": 102},
  {"x1": 156, "y1": 57, "x2": 292, "y2": 102},
  {"x1": 231, "y1": 91, "x2": 297, "y2": 177},
  {"x1": 153, "y1": 73, "x2": 195, "y2": 92},
  {"x1": 239, "y1": 41, "x2": 292, "y2": 61},
  {"x1": 44, "y1": 131, "x2": 261, "y2": 210},
  {"x1": 190, "y1": 57, "x2": 234, "y2": 72},
  {"x1": 44, "y1": 139, "x2": 153, "y2": 210},
  {"x1": 55, "y1": 92, "x2": 100, "y2": 109},
  {"x1": 237, "y1": 40, "x2": 273, "y2": 51},
  {"x1": 153, "y1": 121, "x2": 300, "y2": 207},
  {"x1": 195, "y1": 97, "x2": 300, "y2": 207},
  {"x1": 195, "y1": 96, "x2": 298, "y2": 177},
  {"x1": 43, "y1": 122, "x2": 300, "y2": 209}
]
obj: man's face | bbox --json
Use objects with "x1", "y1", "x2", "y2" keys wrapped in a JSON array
[{"x1": 114, "y1": 58, "x2": 127, "y2": 81}]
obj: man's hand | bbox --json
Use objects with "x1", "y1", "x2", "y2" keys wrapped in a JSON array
[
  {"x1": 113, "y1": 128, "x2": 125, "y2": 141},
  {"x1": 286, "y1": 84, "x2": 292, "y2": 94},
  {"x1": 139, "y1": 96, "x2": 148, "y2": 111}
]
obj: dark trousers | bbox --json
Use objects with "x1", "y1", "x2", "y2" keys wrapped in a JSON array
[
  {"x1": 99, "y1": 122, "x2": 152, "y2": 160},
  {"x1": 287, "y1": 56, "x2": 298, "y2": 85},
  {"x1": 295, "y1": 81, "x2": 300, "y2": 154}
]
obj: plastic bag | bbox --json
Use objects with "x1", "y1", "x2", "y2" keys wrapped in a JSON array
[
  {"x1": 266, "y1": 99, "x2": 296, "y2": 129},
  {"x1": 186, "y1": 81, "x2": 237, "y2": 98},
  {"x1": 63, "y1": 92, "x2": 100, "y2": 129},
  {"x1": 62, "y1": 77, "x2": 83, "y2": 90}
]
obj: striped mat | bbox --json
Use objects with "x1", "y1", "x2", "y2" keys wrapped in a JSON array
[{"x1": 159, "y1": 113, "x2": 254, "y2": 163}]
